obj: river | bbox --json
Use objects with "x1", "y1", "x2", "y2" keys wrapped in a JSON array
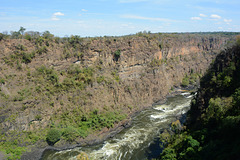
[{"x1": 41, "y1": 92, "x2": 193, "y2": 160}]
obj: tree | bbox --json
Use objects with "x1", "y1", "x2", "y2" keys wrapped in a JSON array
[
  {"x1": 113, "y1": 49, "x2": 121, "y2": 61},
  {"x1": 10, "y1": 31, "x2": 21, "y2": 39},
  {"x1": 46, "y1": 128, "x2": 61, "y2": 145},
  {"x1": 19, "y1": 26, "x2": 26, "y2": 38},
  {"x1": 0, "y1": 33, "x2": 4, "y2": 41},
  {"x1": 42, "y1": 31, "x2": 54, "y2": 39}
]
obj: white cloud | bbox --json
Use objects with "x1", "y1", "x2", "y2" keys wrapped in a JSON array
[
  {"x1": 218, "y1": 27, "x2": 223, "y2": 30},
  {"x1": 53, "y1": 12, "x2": 64, "y2": 16},
  {"x1": 191, "y1": 17, "x2": 202, "y2": 20},
  {"x1": 121, "y1": 14, "x2": 174, "y2": 22},
  {"x1": 210, "y1": 14, "x2": 221, "y2": 19},
  {"x1": 81, "y1": 9, "x2": 88, "y2": 12},
  {"x1": 51, "y1": 12, "x2": 64, "y2": 21},
  {"x1": 199, "y1": 13, "x2": 207, "y2": 17},
  {"x1": 224, "y1": 19, "x2": 232, "y2": 24}
]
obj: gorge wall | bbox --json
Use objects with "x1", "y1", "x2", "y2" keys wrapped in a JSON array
[{"x1": 0, "y1": 33, "x2": 236, "y2": 158}]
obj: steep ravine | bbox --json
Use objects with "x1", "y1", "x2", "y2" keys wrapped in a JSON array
[{"x1": 0, "y1": 33, "x2": 236, "y2": 159}]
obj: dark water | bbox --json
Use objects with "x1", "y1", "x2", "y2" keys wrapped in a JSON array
[{"x1": 41, "y1": 93, "x2": 193, "y2": 160}]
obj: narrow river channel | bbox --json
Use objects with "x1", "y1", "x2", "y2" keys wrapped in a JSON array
[{"x1": 41, "y1": 92, "x2": 193, "y2": 160}]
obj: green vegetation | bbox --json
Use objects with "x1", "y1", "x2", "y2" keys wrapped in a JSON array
[
  {"x1": 3, "y1": 48, "x2": 36, "y2": 66},
  {"x1": 149, "y1": 58, "x2": 163, "y2": 67},
  {"x1": 57, "y1": 109, "x2": 126, "y2": 132},
  {"x1": 0, "y1": 33, "x2": 5, "y2": 41},
  {"x1": 0, "y1": 130, "x2": 46, "y2": 160},
  {"x1": 0, "y1": 77, "x2": 5, "y2": 84},
  {"x1": 111, "y1": 70, "x2": 120, "y2": 82},
  {"x1": 181, "y1": 76, "x2": 189, "y2": 87},
  {"x1": 160, "y1": 134, "x2": 200, "y2": 160},
  {"x1": 113, "y1": 49, "x2": 121, "y2": 61},
  {"x1": 46, "y1": 128, "x2": 61, "y2": 145},
  {"x1": 0, "y1": 142, "x2": 26, "y2": 160},
  {"x1": 96, "y1": 76, "x2": 106, "y2": 83},
  {"x1": 181, "y1": 71, "x2": 201, "y2": 87},
  {"x1": 159, "y1": 42, "x2": 240, "y2": 160},
  {"x1": 62, "y1": 126, "x2": 82, "y2": 142}
]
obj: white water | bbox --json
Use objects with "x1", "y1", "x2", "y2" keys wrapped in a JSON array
[{"x1": 42, "y1": 93, "x2": 193, "y2": 160}]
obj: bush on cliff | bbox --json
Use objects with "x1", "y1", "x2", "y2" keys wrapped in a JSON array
[
  {"x1": 46, "y1": 128, "x2": 61, "y2": 145},
  {"x1": 62, "y1": 126, "x2": 79, "y2": 142}
]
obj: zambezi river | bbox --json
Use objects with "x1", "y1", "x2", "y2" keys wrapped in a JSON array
[{"x1": 41, "y1": 92, "x2": 194, "y2": 160}]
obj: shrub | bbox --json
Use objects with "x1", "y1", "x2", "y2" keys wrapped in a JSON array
[
  {"x1": 15, "y1": 44, "x2": 26, "y2": 51},
  {"x1": 78, "y1": 128, "x2": 88, "y2": 138},
  {"x1": 113, "y1": 49, "x2": 121, "y2": 61},
  {"x1": 35, "y1": 114, "x2": 42, "y2": 121},
  {"x1": 62, "y1": 126, "x2": 79, "y2": 142},
  {"x1": 36, "y1": 46, "x2": 47, "y2": 55},
  {"x1": 24, "y1": 34, "x2": 32, "y2": 41},
  {"x1": 0, "y1": 77, "x2": 5, "y2": 84},
  {"x1": 46, "y1": 128, "x2": 61, "y2": 145},
  {"x1": 21, "y1": 52, "x2": 35, "y2": 64},
  {"x1": 111, "y1": 71, "x2": 120, "y2": 82},
  {"x1": 36, "y1": 65, "x2": 59, "y2": 85},
  {"x1": 114, "y1": 49, "x2": 121, "y2": 57},
  {"x1": 161, "y1": 148, "x2": 177, "y2": 160},
  {"x1": 149, "y1": 58, "x2": 162, "y2": 67},
  {"x1": 96, "y1": 76, "x2": 105, "y2": 83},
  {"x1": 181, "y1": 76, "x2": 189, "y2": 87}
]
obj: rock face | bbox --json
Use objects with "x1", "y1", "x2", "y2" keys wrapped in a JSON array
[
  {"x1": 0, "y1": 33, "x2": 235, "y2": 148},
  {"x1": 78, "y1": 34, "x2": 231, "y2": 112}
]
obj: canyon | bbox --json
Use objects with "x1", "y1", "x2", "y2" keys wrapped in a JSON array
[{"x1": 0, "y1": 32, "x2": 237, "y2": 159}]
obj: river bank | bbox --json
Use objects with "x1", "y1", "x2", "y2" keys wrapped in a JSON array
[
  {"x1": 20, "y1": 86, "x2": 195, "y2": 160},
  {"x1": 21, "y1": 117, "x2": 132, "y2": 160}
]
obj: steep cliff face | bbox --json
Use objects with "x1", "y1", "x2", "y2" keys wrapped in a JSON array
[
  {"x1": 0, "y1": 33, "x2": 235, "y2": 158},
  {"x1": 77, "y1": 34, "x2": 230, "y2": 110}
]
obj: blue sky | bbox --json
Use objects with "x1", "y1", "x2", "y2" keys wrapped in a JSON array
[{"x1": 0, "y1": 0, "x2": 239, "y2": 37}]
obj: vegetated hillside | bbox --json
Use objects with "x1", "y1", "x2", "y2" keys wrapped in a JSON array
[
  {"x1": 0, "y1": 31, "x2": 236, "y2": 159},
  {"x1": 159, "y1": 37, "x2": 240, "y2": 160}
]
